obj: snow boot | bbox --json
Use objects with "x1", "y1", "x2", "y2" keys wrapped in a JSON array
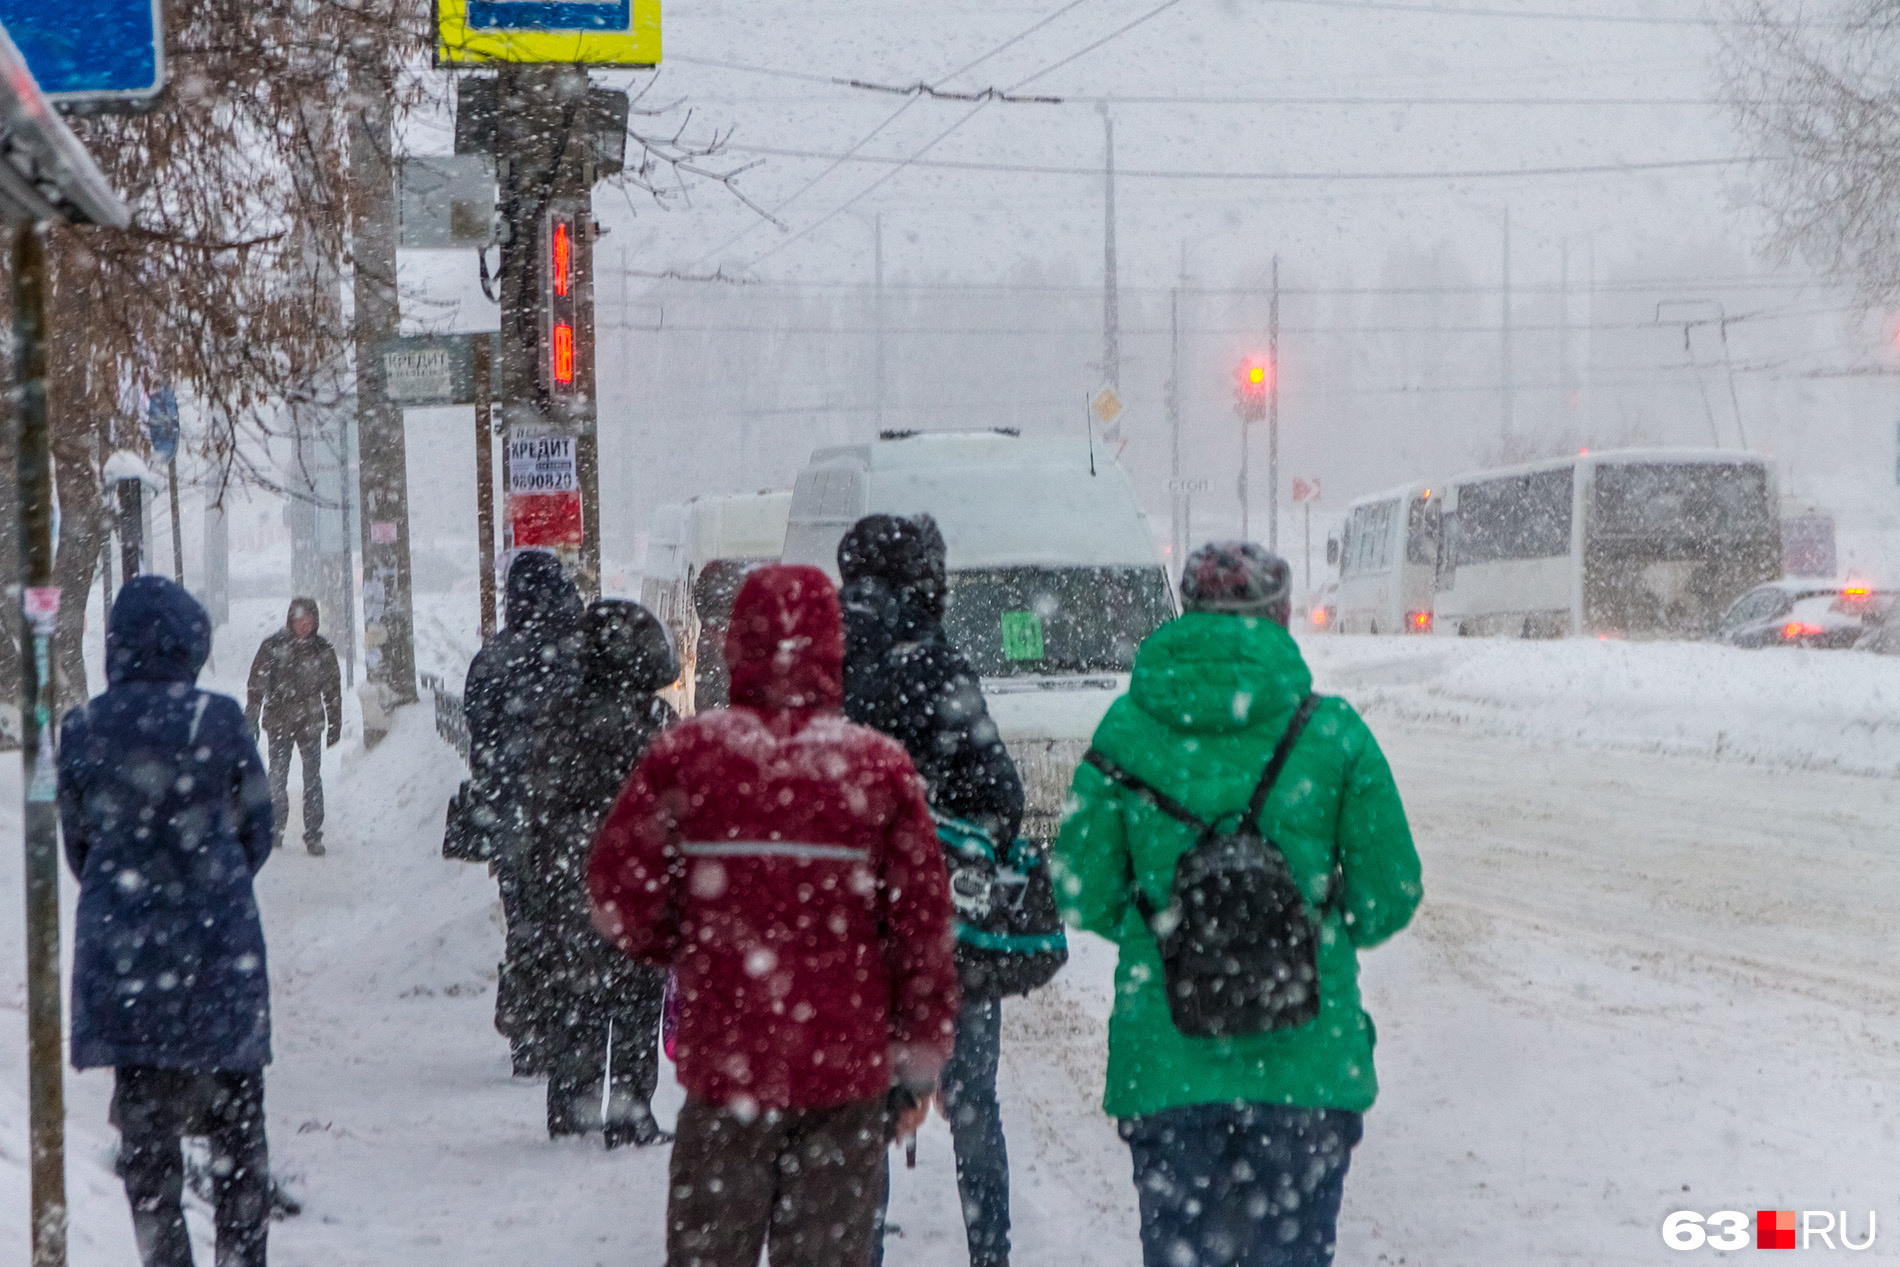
[
  {"x1": 305, "y1": 836, "x2": 325, "y2": 856},
  {"x1": 604, "y1": 1110, "x2": 672, "y2": 1150}
]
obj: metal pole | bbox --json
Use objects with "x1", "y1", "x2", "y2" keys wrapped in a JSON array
[
  {"x1": 1501, "y1": 206, "x2": 1513, "y2": 440},
  {"x1": 1168, "y1": 285, "x2": 1181, "y2": 568},
  {"x1": 873, "y1": 214, "x2": 884, "y2": 431},
  {"x1": 1100, "y1": 106, "x2": 1119, "y2": 389},
  {"x1": 13, "y1": 219, "x2": 68, "y2": 1267},
  {"x1": 116, "y1": 480, "x2": 142, "y2": 581},
  {"x1": 1304, "y1": 501, "x2": 1312, "y2": 591},
  {"x1": 1238, "y1": 403, "x2": 1249, "y2": 541},
  {"x1": 1268, "y1": 254, "x2": 1280, "y2": 553},
  {"x1": 475, "y1": 334, "x2": 497, "y2": 640},
  {"x1": 167, "y1": 459, "x2": 184, "y2": 585}
]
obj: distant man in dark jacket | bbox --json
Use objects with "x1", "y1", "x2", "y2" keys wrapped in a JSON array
[
  {"x1": 838, "y1": 513, "x2": 1025, "y2": 1267},
  {"x1": 60, "y1": 576, "x2": 277, "y2": 1267},
  {"x1": 245, "y1": 596, "x2": 342, "y2": 855},
  {"x1": 523, "y1": 599, "x2": 676, "y2": 1145},
  {"x1": 463, "y1": 550, "x2": 584, "y2": 1074}
]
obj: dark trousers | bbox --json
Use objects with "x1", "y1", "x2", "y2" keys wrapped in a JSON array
[
  {"x1": 874, "y1": 995, "x2": 1010, "y2": 1267},
  {"x1": 546, "y1": 981, "x2": 663, "y2": 1138},
  {"x1": 113, "y1": 1066, "x2": 269, "y2": 1267},
  {"x1": 668, "y1": 1095, "x2": 887, "y2": 1267},
  {"x1": 491, "y1": 857, "x2": 544, "y2": 1073},
  {"x1": 265, "y1": 725, "x2": 322, "y2": 847},
  {"x1": 1120, "y1": 1103, "x2": 1361, "y2": 1267}
]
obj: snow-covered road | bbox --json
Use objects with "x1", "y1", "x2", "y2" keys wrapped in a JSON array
[{"x1": 8, "y1": 636, "x2": 1900, "y2": 1263}]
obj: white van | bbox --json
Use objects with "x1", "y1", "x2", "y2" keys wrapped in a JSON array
[
  {"x1": 781, "y1": 430, "x2": 1176, "y2": 839},
  {"x1": 640, "y1": 490, "x2": 792, "y2": 714}
]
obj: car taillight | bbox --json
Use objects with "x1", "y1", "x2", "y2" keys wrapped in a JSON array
[
  {"x1": 1407, "y1": 610, "x2": 1433, "y2": 633},
  {"x1": 1782, "y1": 621, "x2": 1825, "y2": 639},
  {"x1": 1311, "y1": 607, "x2": 1330, "y2": 628}
]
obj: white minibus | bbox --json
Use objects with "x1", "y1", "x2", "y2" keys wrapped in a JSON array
[{"x1": 1329, "y1": 482, "x2": 1441, "y2": 634}]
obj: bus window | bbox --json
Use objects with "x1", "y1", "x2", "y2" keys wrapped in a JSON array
[
  {"x1": 1406, "y1": 496, "x2": 1440, "y2": 565},
  {"x1": 1343, "y1": 500, "x2": 1397, "y2": 576},
  {"x1": 1592, "y1": 462, "x2": 1771, "y2": 540},
  {"x1": 1453, "y1": 469, "x2": 1573, "y2": 566}
]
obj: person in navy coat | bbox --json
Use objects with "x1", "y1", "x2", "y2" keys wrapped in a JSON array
[{"x1": 58, "y1": 575, "x2": 276, "y2": 1267}]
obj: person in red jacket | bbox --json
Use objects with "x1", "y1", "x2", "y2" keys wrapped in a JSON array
[{"x1": 588, "y1": 564, "x2": 959, "y2": 1267}]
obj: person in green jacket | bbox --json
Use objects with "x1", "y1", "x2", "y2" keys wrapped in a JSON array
[{"x1": 1053, "y1": 541, "x2": 1423, "y2": 1267}]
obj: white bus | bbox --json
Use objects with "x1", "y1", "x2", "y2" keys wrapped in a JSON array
[
  {"x1": 1329, "y1": 482, "x2": 1441, "y2": 634},
  {"x1": 1434, "y1": 449, "x2": 1780, "y2": 639}
]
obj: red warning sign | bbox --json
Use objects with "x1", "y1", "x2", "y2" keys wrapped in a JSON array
[{"x1": 510, "y1": 491, "x2": 583, "y2": 548}]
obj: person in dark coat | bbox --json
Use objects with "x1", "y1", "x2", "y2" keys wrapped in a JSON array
[
  {"x1": 463, "y1": 550, "x2": 584, "y2": 1075},
  {"x1": 245, "y1": 596, "x2": 342, "y2": 855},
  {"x1": 523, "y1": 599, "x2": 677, "y2": 1146},
  {"x1": 59, "y1": 576, "x2": 276, "y2": 1267},
  {"x1": 838, "y1": 513, "x2": 1025, "y2": 1267}
]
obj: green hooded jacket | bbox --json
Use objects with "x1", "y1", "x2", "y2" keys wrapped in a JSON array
[{"x1": 1052, "y1": 612, "x2": 1422, "y2": 1119}]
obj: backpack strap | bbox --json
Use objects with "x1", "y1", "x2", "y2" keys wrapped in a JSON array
[
  {"x1": 1080, "y1": 749, "x2": 1208, "y2": 833},
  {"x1": 1242, "y1": 693, "x2": 1323, "y2": 830}
]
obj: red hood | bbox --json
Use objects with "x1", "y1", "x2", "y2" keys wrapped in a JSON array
[{"x1": 724, "y1": 565, "x2": 843, "y2": 712}]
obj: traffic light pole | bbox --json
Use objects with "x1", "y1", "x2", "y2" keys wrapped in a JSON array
[
  {"x1": 1268, "y1": 255, "x2": 1280, "y2": 553},
  {"x1": 13, "y1": 220, "x2": 68, "y2": 1267},
  {"x1": 494, "y1": 63, "x2": 601, "y2": 601}
]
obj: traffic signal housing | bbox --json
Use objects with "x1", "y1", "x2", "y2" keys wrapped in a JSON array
[{"x1": 1235, "y1": 355, "x2": 1272, "y2": 422}]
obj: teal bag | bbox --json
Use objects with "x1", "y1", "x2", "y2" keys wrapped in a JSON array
[{"x1": 936, "y1": 813, "x2": 1068, "y2": 998}]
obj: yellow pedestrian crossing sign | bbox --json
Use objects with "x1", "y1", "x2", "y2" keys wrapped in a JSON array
[{"x1": 436, "y1": 0, "x2": 661, "y2": 67}]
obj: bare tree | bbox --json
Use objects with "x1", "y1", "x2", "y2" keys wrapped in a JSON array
[{"x1": 1722, "y1": 1, "x2": 1900, "y2": 301}]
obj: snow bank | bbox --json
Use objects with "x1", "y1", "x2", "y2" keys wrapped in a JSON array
[{"x1": 1302, "y1": 633, "x2": 1900, "y2": 777}]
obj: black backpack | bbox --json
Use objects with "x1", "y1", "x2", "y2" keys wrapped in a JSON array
[
  {"x1": 935, "y1": 813, "x2": 1069, "y2": 999},
  {"x1": 1082, "y1": 694, "x2": 1333, "y2": 1039}
]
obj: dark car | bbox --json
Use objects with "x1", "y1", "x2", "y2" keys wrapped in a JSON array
[{"x1": 1714, "y1": 579, "x2": 1896, "y2": 649}]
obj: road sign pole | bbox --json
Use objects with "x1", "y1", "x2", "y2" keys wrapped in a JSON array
[
  {"x1": 13, "y1": 220, "x2": 68, "y2": 1267},
  {"x1": 167, "y1": 459, "x2": 183, "y2": 585}
]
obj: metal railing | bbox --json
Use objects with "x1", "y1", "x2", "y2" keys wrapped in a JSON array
[{"x1": 418, "y1": 671, "x2": 470, "y2": 763}]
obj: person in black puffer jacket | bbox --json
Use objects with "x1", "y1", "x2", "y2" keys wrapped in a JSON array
[
  {"x1": 521, "y1": 599, "x2": 677, "y2": 1146},
  {"x1": 463, "y1": 552, "x2": 584, "y2": 1076},
  {"x1": 839, "y1": 513, "x2": 1023, "y2": 1267}
]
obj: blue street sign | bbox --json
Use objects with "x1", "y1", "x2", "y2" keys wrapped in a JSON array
[
  {"x1": 466, "y1": 0, "x2": 628, "y2": 30},
  {"x1": 145, "y1": 385, "x2": 178, "y2": 463},
  {"x1": 0, "y1": 0, "x2": 163, "y2": 102}
]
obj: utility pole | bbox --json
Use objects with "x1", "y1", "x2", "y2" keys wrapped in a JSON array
[
  {"x1": 1501, "y1": 205, "x2": 1513, "y2": 441},
  {"x1": 1268, "y1": 254, "x2": 1280, "y2": 553},
  {"x1": 1100, "y1": 106, "x2": 1120, "y2": 390},
  {"x1": 349, "y1": 50, "x2": 418, "y2": 732},
  {"x1": 13, "y1": 221, "x2": 67, "y2": 1267},
  {"x1": 873, "y1": 213, "x2": 885, "y2": 431}
]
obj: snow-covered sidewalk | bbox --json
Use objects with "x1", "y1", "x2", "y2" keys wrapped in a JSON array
[{"x1": 7, "y1": 635, "x2": 1900, "y2": 1262}]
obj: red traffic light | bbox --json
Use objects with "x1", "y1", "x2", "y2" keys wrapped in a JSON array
[{"x1": 1235, "y1": 355, "x2": 1272, "y2": 420}]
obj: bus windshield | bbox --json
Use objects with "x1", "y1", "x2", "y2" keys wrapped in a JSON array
[
  {"x1": 1591, "y1": 462, "x2": 1772, "y2": 540},
  {"x1": 944, "y1": 566, "x2": 1174, "y2": 678}
]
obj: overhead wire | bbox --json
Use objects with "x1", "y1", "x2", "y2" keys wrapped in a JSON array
[
  {"x1": 717, "y1": 144, "x2": 1753, "y2": 183},
  {"x1": 712, "y1": 0, "x2": 1100, "y2": 273}
]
